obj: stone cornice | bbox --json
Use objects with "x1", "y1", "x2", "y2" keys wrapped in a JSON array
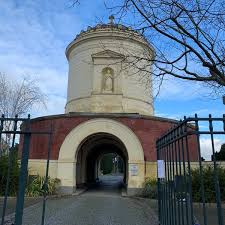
[
  {"x1": 66, "y1": 26, "x2": 154, "y2": 59},
  {"x1": 65, "y1": 95, "x2": 152, "y2": 108},
  {"x1": 30, "y1": 112, "x2": 179, "y2": 125}
]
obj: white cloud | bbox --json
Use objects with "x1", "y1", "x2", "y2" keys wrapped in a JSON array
[
  {"x1": 32, "y1": 94, "x2": 66, "y2": 117},
  {"x1": 0, "y1": 1, "x2": 82, "y2": 117},
  {"x1": 0, "y1": 1, "x2": 223, "y2": 120},
  {"x1": 200, "y1": 138, "x2": 224, "y2": 160}
]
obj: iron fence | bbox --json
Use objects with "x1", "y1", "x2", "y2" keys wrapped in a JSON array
[
  {"x1": 157, "y1": 114, "x2": 225, "y2": 225},
  {"x1": 0, "y1": 115, "x2": 52, "y2": 225}
]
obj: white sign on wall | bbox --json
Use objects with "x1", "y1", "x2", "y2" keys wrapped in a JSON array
[
  {"x1": 130, "y1": 164, "x2": 138, "y2": 176},
  {"x1": 157, "y1": 160, "x2": 165, "y2": 178}
]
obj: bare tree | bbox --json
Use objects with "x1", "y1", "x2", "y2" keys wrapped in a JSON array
[
  {"x1": 103, "y1": 0, "x2": 225, "y2": 95},
  {"x1": 0, "y1": 73, "x2": 46, "y2": 153},
  {"x1": 0, "y1": 73, "x2": 46, "y2": 118}
]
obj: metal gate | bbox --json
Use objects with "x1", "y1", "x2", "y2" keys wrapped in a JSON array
[
  {"x1": 157, "y1": 114, "x2": 225, "y2": 225},
  {"x1": 0, "y1": 115, "x2": 52, "y2": 225}
]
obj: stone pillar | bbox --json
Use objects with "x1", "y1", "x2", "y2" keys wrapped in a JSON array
[
  {"x1": 127, "y1": 161, "x2": 145, "y2": 195},
  {"x1": 57, "y1": 161, "x2": 76, "y2": 194}
]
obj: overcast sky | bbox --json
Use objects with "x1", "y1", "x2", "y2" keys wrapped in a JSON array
[{"x1": 0, "y1": 0, "x2": 224, "y2": 159}]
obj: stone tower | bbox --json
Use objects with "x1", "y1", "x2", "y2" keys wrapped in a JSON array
[
  {"x1": 27, "y1": 17, "x2": 197, "y2": 196},
  {"x1": 65, "y1": 17, "x2": 154, "y2": 115}
]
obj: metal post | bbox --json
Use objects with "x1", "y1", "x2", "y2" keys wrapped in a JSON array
[
  {"x1": 173, "y1": 127, "x2": 181, "y2": 225},
  {"x1": 0, "y1": 115, "x2": 4, "y2": 157},
  {"x1": 194, "y1": 114, "x2": 208, "y2": 225},
  {"x1": 14, "y1": 117, "x2": 31, "y2": 225},
  {"x1": 41, "y1": 123, "x2": 53, "y2": 225},
  {"x1": 184, "y1": 117, "x2": 194, "y2": 225},
  {"x1": 209, "y1": 114, "x2": 224, "y2": 225},
  {"x1": 157, "y1": 141, "x2": 161, "y2": 225},
  {"x1": 1, "y1": 116, "x2": 18, "y2": 225},
  {"x1": 177, "y1": 125, "x2": 185, "y2": 225},
  {"x1": 171, "y1": 131, "x2": 177, "y2": 225}
]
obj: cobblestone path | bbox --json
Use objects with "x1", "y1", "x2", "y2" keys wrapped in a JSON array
[{"x1": 4, "y1": 175, "x2": 158, "y2": 225}]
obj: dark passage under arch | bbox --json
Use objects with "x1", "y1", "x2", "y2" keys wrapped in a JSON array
[{"x1": 76, "y1": 133, "x2": 128, "y2": 190}]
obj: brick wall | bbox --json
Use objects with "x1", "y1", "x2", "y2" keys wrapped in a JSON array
[{"x1": 22, "y1": 114, "x2": 198, "y2": 161}]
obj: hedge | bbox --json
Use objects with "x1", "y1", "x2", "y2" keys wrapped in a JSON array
[{"x1": 143, "y1": 164, "x2": 225, "y2": 203}]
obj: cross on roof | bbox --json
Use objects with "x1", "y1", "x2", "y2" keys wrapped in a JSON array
[{"x1": 109, "y1": 15, "x2": 115, "y2": 24}]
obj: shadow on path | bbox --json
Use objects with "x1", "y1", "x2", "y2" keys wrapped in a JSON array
[{"x1": 86, "y1": 174, "x2": 125, "y2": 196}]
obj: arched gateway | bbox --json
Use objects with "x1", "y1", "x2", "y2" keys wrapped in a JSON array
[{"x1": 57, "y1": 118, "x2": 145, "y2": 195}]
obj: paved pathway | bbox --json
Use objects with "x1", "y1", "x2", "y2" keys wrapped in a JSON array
[
  {"x1": 18, "y1": 175, "x2": 158, "y2": 225},
  {"x1": 2, "y1": 175, "x2": 224, "y2": 225}
]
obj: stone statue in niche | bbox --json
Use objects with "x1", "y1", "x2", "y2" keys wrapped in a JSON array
[{"x1": 102, "y1": 68, "x2": 114, "y2": 93}]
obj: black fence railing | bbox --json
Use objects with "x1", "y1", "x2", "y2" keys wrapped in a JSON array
[
  {"x1": 157, "y1": 114, "x2": 225, "y2": 225},
  {"x1": 0, "y1": 115, "x2": 52, "y2": 225}
]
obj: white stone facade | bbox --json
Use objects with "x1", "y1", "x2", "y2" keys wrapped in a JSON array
[{"x1": 65, "y1": 25, "x2": 154, "y2": 115}]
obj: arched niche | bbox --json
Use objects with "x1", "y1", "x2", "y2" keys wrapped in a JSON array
[{"x1": 102, "y1": 67, "x2": 114, "y2": 93}]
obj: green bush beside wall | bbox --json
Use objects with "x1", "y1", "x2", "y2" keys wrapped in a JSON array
[
  {"x1": 0, "y1": 150, "x2": 20, "y2": 196},
  {"x1": 143, "y1": 165, "x2": 225, "y2": 203},
  {"x1": 142, "y1": 178, "x2": 158, "y2": 198},
  {"x1": 191, "y1": 165, "x2": 225, "y2": 202},
  {"x1": 26, "y1": 175, "x2": 60, "y2": 197},
  {"x1": 0, "y1": 151, "x2": 60, "y2": 197}
]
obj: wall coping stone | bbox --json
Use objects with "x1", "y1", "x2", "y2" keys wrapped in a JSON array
[{"x1": 30, "y1": 112, "x2": 179, "y2": 124}]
